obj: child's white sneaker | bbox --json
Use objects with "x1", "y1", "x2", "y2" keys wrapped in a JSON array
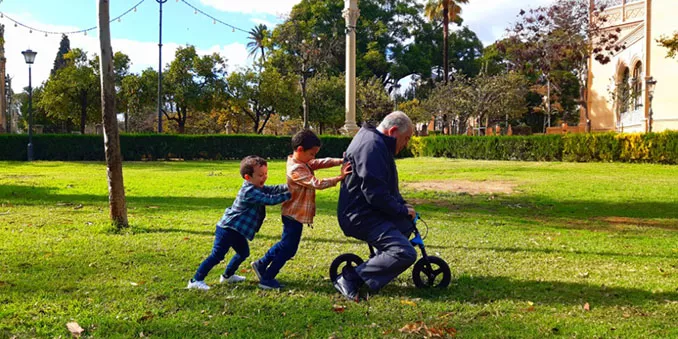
[
  {"x1": 220, "y1": 274, "x2": 246, "y2": 283},
  {"x1": 187, "y1": 279, "x2": 210, "y2": 290}
]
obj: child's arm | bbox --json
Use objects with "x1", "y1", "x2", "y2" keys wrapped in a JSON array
[
  {"x1": 308, "y1": 157, "x2": 343, "y2": 171},
  {"x1": 261, "y1": 183, "x2": 288, "y2": 195},
  {"x1": 289, "y1": 164, "x2": 348, "y2": 191},
  {"x1": 246, "y1": 186, "x2": 291, "y2": 206}
]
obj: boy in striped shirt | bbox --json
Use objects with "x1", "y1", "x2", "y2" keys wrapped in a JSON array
[
  {"x1": 187, "y1": 156, "x2": 291, "y2": 290},
  {"x1": 251, "y1": 130, "x2": 351, "y2": 290}
]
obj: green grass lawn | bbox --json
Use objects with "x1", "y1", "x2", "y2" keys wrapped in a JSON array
[{"x1": 1, "y1": 158, "x2": 677, "y2": 338}]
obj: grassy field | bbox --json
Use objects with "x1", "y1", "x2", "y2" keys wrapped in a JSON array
[{"x1": 1, "y1": 158, "x2": 677, "y2": 338}]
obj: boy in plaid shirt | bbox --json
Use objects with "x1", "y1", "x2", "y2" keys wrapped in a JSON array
[
  {"x1": 187, "y1": 156, "x2": 291, "y2": 290},
  {"x1": 251, "y1": 130, "x2": 351, "y2": 290}
]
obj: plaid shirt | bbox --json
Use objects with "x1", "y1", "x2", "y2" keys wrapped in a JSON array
[
  {"x1": 217, "y1": 181, "x2": 291, "y2": 241},
  {"x1": 281, "y1": 155, "x2": 343, "y2": 224}
]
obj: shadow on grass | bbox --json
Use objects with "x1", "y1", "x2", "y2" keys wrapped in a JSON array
[
  {"x1": 3, "y1": 183, "x2": 677, "y2": 232},
  {"x1": 381, "y1": 274, "x2": 678, "y2": 307},
  {"x1": 452, "y1": 244, "x2": 678, "y2": 260}
]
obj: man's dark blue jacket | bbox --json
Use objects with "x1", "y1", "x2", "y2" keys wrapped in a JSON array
[{"x1": 337, "y1": 124, "x2": 409, "y2": 236}]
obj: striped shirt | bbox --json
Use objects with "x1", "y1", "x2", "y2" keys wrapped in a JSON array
[
  {"x1": 217, "y1": 181, "x2": 291, "y2": 241},
  {"x1": 281, "y1": 155, "x2": 344, "y2": 224}
]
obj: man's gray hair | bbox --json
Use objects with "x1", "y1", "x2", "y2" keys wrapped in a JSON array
[{"x1": 378, "y1": 111, "x2": 413, "y2": 133}]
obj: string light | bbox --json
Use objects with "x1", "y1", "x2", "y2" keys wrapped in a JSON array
[
  {"x1": 0, "y1": 0, "x2": 144, "y2": 36},
  {"x1": 179, "y1": 0, "x2": 247, "y2": 33}
]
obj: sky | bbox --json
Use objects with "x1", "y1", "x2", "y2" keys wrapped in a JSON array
[{"x1": 0, "y1": 0, "x2": 553, "y2": 94}]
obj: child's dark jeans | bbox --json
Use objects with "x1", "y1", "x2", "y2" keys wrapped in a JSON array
[
  {"x1": 193, "y1": 226, "x2": 249, "y2": 281},
  {"x1": 259, "y1": 216, "x2": 303, "y2": 280}
]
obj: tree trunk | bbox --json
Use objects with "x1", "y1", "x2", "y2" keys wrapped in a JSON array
[
  {"x1": 301, "y1": 71, "x2": 309, "y2": 129},
  {"x1": 98, "y1": 0, "x2": 128, "y2": 229},
  {"x1": 443, "y1": 0, "x2": 450, "y2": 84},
  {"x1": 80, "y1": 91, "x2": 87, "y2": 134}
]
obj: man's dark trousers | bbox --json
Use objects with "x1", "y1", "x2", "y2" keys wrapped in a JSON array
[{"x1": 352, "y1": 217, "x2": 417, "y2": 291}]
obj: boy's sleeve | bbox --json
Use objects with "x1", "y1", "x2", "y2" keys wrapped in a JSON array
[
  {"x1": 290, "y1": 165, "x2": 342, "y2": 190},
  {"x1": 245, "y1": 187, "x2": 291, "y2": 205},
  {"x1": 262, "y1": 184, "x2": 289, "y2": 195},
  {"x1": 308, "y1": 157, "x2": 343, "y2": 170}
]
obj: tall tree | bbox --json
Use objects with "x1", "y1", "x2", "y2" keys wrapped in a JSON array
[
  {"x1": 225, "y1": 66, "x2": 299, "y2": 134},
  {"x1": 271, "y1": 20, "x2": 341, "y2": 129},
  {"x1": 40, "y1": 48, "x2": 100, "y2": 134},
  {"x1": 98, "y1": 0, "x2": 128, "y2": 228},
  {"x1": 424, "y1": 0, "x2": 469, "y2": 84},
  {"x1": 163, "y1": 46, "x2": 227, "y2": 133},
  {"x1": 247, "y1": 24, "x2": 269, "y2": 64},
  {"x1": 120, "y1": 68, "x2": 158, "y2": 132},
  {"x1": 424, "y1": 72, "x2": 528, "y2": 134},
  {"x1": 51, "y1": 34, "x2": 71, "y2": 76},
  {"x1": 502, "y1": 0, "x2": 623, "y2": 131}
]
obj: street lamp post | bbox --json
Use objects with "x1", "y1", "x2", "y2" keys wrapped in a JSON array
[
  {"x1": 22, "y1": 49, "x2": 37, "y2": 161},
  {"x1": 157, "y1": 0, "x2": 168, "y2": 133},
  {"x1": 646, "y1": 76, "x2": 657, "y2": 133}
]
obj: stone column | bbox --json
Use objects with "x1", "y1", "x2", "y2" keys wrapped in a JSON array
[{"x1": 341, "y1": 0, "x2": 360, "y2": 136}]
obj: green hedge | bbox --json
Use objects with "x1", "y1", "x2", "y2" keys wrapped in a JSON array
[
  {"x1": 562, "y1": 132, "x2": 678, "y2": 164},
  {"x1": 2, "y1": 132, "x2": 677, "y2": 164},
  {"x1": 0, "y1": 134, "x2": 352, "y2": 161},
  {"x1": 409, "y1": 131, "x2": 678, "y2": 164},
  {"x1": 410, "y1": 134, "x2": 563, "y2": 161}
]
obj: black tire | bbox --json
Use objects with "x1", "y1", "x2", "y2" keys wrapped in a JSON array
[
  {"x1": 412, "y1": 256, "x2": 451, "y2": 288},
  {"x1": 329, "y1": 253, "x2": 364, "y2": 282}
]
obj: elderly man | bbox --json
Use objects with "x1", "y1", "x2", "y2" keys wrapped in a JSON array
[{"x1": 334, "y1": 111, "x2": 417, "y2": 302}]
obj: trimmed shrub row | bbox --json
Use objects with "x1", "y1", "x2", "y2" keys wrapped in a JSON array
[
  {"x1": 2, "y1": 131, "x2": 676, "y2": 164},
  {"x1": 0, "y1": 134, "x2": 352, "y2": 161},
  {"x1": 409, "y1": 131, "x2": 678, "y2": 164}
]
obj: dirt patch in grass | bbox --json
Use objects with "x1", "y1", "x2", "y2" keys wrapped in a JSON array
[{"x1": 404, "y1": 180, "x2": 516, "y2": 195}]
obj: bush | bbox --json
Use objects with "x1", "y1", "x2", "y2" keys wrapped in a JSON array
[
  {"x1": 0, "y1": 134, "x2": 353, "y2": 161},
  {"x1": 410, "y1": 135, "x2": 562, "y2": 161}
]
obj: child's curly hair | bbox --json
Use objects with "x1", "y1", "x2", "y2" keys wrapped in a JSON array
[{"x1": 240, "y1": 156, "x2": 267, "y2": 178}]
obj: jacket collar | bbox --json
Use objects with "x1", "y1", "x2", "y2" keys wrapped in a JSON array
[{"x1": 362, "y1": 123, "x2": 397, "y2": 155}]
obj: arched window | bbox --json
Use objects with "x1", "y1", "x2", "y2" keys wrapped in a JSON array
[
  {"x1": 617, "y1": 67, "x2": 631, "y2": 114},
  {"x1": 632, "y1": 62, "x2": 643, "y2": 109}
]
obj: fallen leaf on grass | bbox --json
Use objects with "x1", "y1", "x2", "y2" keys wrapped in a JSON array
[
  {"x1": 400, "y1": 299, "x2": 417, "y2": 306},
  {"x1": 147, "y1": 206, "x2": 159, "y2": 209},
  {"x1": 139, "y1": 312, "x2": 154, "y2": 322},
  {"x1": 332, "y1": 305, "x2": 346, "y2": 313},
  {"x1": 623, "y1": 313, "x2": 631, "y2": 318},
  {"x1": 583, "y1": 302, "x2": 590, "y2": 311},
  {"x1": 74, "y1": 204, "x2": 83, "y2": 210},
  {"x1": 525, "y1": 306, "x2": 535, "y2": 312},
  {"x1": 67, "y1": 322, "x2": 84, "y2": 337},
  {"x1": 399, "y1": 321, "x2": 456, "y2": 337}
]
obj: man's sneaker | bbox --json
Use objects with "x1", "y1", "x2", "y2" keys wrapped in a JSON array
[
  {"x1": 251, "y1": 260, "x2": 266, "y2": 281},
  {"x1": 258, "y1": 279, "x2": 282, "y2": 290},
  {"x1": 333, "y1": 275, "x2": 360, "y2": 302},
  {"x1": 187, "y1": 279, "x2": 210, "y2": 290},
  {"x1": 220, "y1": 274, "x2": 246, "y2": 283}
]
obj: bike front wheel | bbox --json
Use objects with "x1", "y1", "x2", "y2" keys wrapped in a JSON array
[{"x1": 412, "y1": 256, "x2": 451, "y2": 288}]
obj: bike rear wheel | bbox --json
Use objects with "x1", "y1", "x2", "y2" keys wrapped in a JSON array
[{"x1": 329, "y1": 253, "x2": 364, "y2": 282}]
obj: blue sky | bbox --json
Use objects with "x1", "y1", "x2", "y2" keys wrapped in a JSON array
[{"x1": 1, "y1": 0, "x2": 551, "y2": 93}]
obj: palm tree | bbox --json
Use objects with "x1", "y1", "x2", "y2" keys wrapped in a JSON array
[
  {"x1": 247, "y1": 24, "x2": 269, "y2": 64},
  {"x1": 425, "y1": 0, "x2": 469, "y2": 84}
]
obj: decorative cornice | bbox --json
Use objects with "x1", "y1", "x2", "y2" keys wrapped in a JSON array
[{"x1": 343, "y1": 8, "x2": 360, "y2": 30}]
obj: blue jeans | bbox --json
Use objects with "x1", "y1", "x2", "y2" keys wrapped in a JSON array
[
  {"x1": 193, "y1": 226, "x2": 250, "y2": 282},
  {"x1": 259, "y1": 216, "x2": 303, "y2": 280}
]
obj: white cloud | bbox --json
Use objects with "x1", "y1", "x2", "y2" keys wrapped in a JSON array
[
  {"x1": 250, "y1": 18, "x2": 275, "y2": 28},
  {"x1": 3, "y1": 12, "x2": 250, "y2": 94},
  {"x1": 200, "y1": 0, "x2": 300, "y2": 16}
]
